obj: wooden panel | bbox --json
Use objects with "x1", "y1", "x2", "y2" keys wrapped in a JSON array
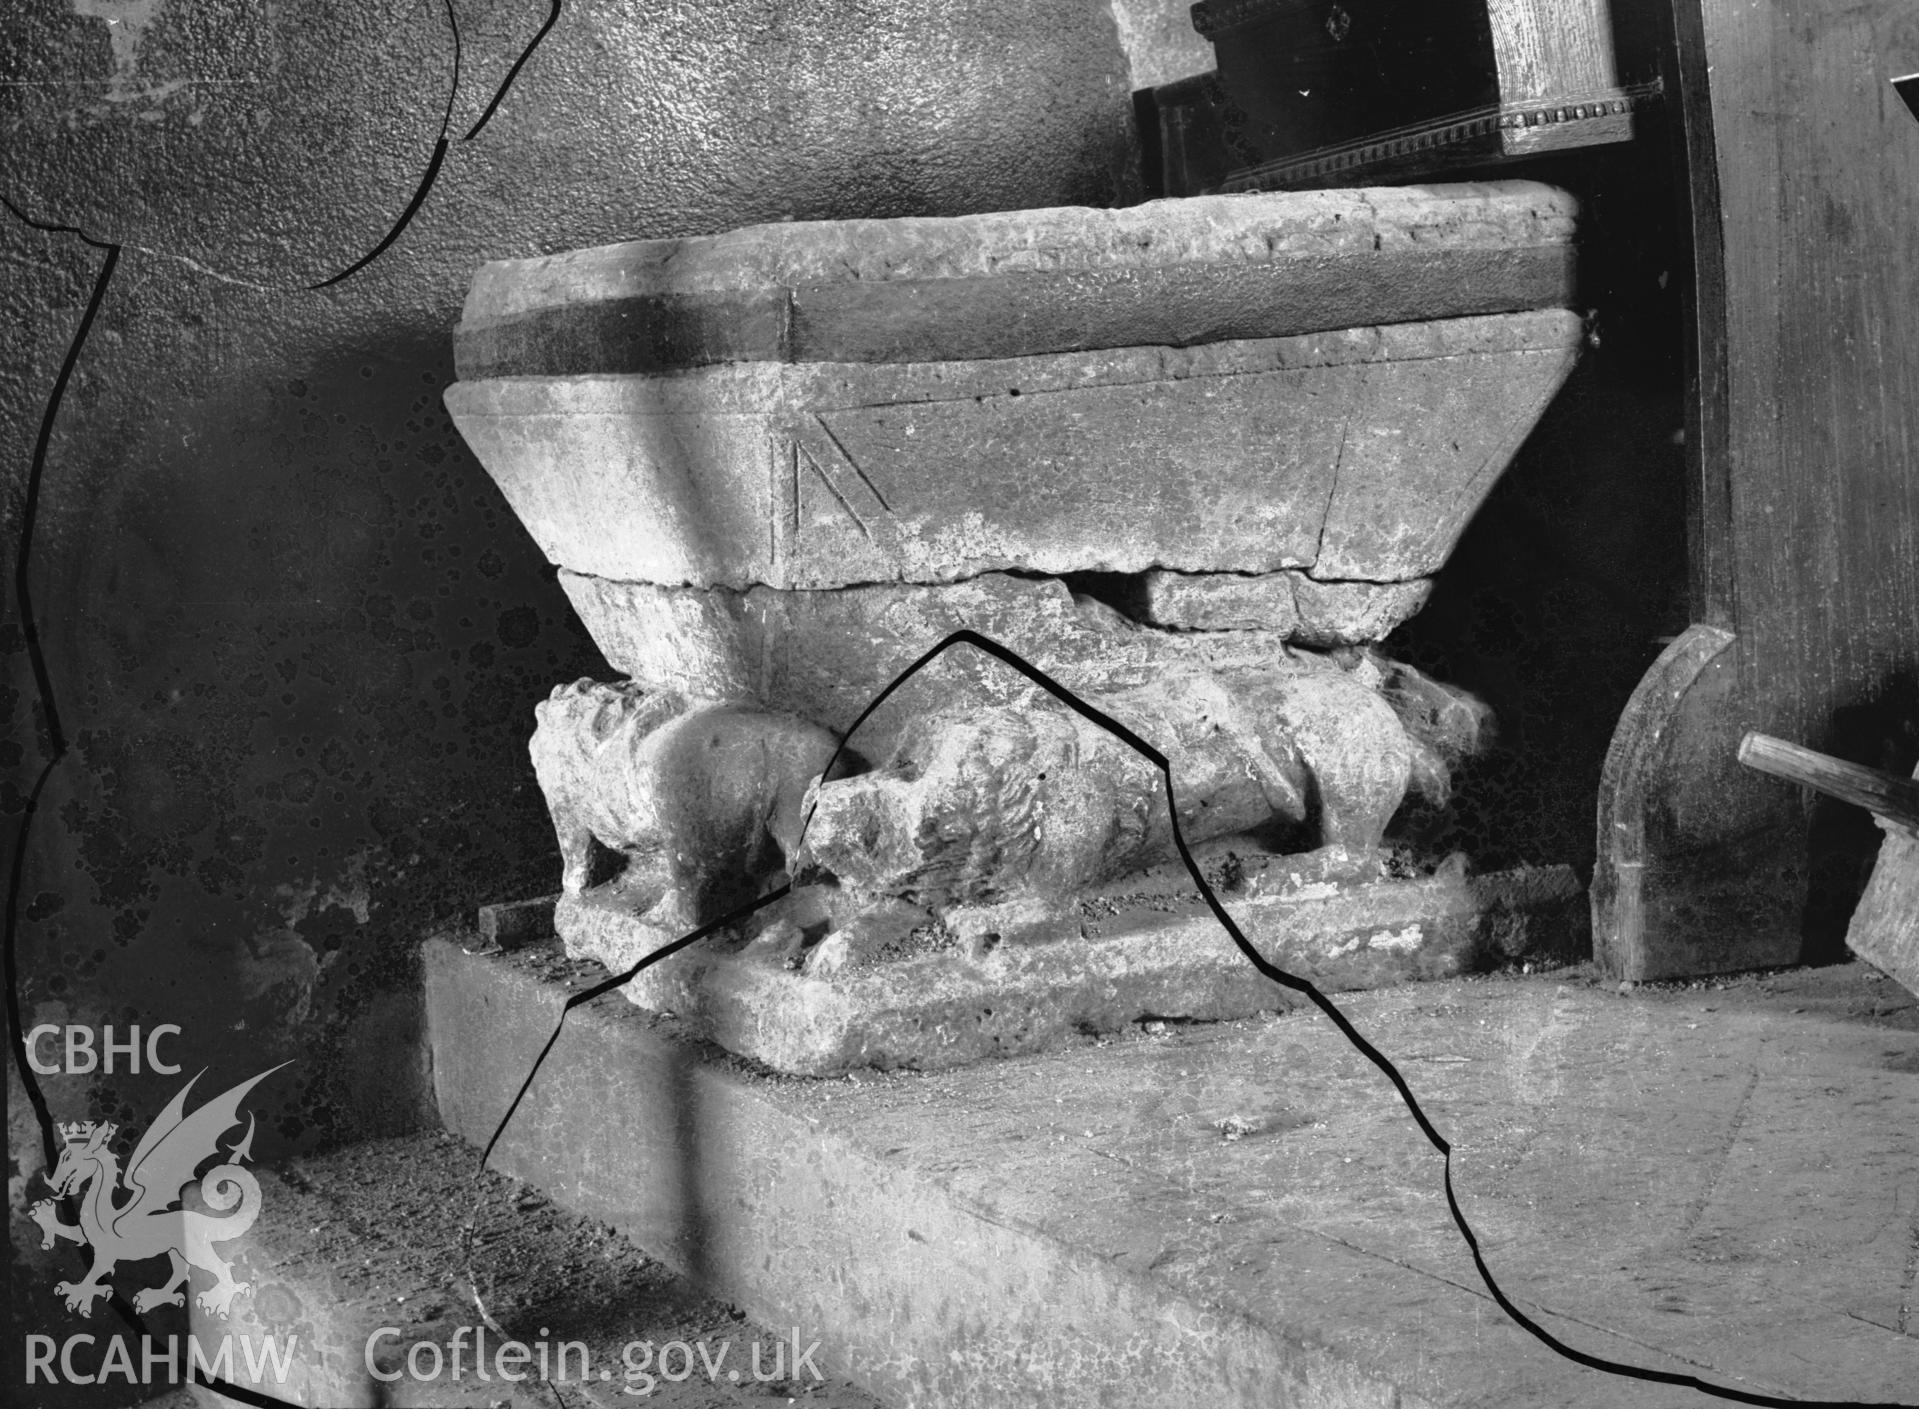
[
  {"x1": 1665, "y1": 0, "x2": 1734, "y2": 619},
  {"x1": 1593, "y1": 627, "x2": 1806, "y2": 980},
  {"x1": 1596, "y1": 0, "x2": 1919, "y2": 975},
  {"x1": 1720, "y1": 2, "x2": 1919, "y2": 729},
  {"x1": 1714, "y1": 0, "x2": 1919, "y2": 960},
  {"x1": 1487, "y1": 0, "x2": 1620, "y2": 100}
]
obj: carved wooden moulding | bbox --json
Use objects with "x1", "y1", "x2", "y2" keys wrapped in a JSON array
[{"x1": 446, "y1": 183, "x2": 1590, "y2": 1073}]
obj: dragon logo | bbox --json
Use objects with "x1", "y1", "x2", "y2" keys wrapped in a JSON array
[{"x1": 30, "y1": 1063, "x2": 290, "y2": 1320}]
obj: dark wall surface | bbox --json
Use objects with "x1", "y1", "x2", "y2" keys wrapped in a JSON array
[{"x1": 3, "y1": 0, "x2": 1137, "y2": 1340}]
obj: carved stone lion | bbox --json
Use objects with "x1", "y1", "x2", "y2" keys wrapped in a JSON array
[
  {"x1": 530, "y1": 679, "x2": 842, "y2": 932},
  {"x1": 792, "y1": 656, "x2": 1484, "y2": 913}
]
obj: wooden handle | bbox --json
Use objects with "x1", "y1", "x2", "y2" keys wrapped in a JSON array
[{"x1": 1737, "y1": 732, "x2": 1919, "y2": 831}]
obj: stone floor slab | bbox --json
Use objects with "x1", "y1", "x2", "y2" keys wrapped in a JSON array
[
  {"x1": 174, "y1": 1132, "x2": 880, "y2": 1409},
  {"x1": 427, "y1": 941, "x2": 1919, "y2": 1409}
]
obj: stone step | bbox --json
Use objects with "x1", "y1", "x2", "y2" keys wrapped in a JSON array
[
  {"x1": 559, "y1": 861, "x2": 1590, "y2": 1076},
  {"x1": 168, "y1": 1130, "x2": 883, "y2": 1408},
  {"x1": 427, "y1": 935, "x2": 1919, "y2": 1408}
]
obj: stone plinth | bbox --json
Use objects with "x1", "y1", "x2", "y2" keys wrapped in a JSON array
[
  {"x1": 557, "y1": 570, "x2": 1441, "y2": 760},
  {"x1": 558, "y1": 857, "x2": 1588, "y2": 1075}
]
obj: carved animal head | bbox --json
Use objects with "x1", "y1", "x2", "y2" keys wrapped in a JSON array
[{"x1": 536, "y1": 679, "x2": 686, "y2": 745}]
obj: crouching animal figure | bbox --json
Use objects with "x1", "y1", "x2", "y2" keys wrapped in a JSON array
[
  {"x1": 531, "y1": 679, "x2": 842, "y2": 931},
  {"x1": 792, "y1": 657, "x2": 1480, "y2": 912}
]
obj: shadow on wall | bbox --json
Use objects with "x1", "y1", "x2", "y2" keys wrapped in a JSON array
[
  {"x1": 1386, "y1": 131, "x2": 1692, "y2": 878},
  {"x1": 1389, "y1": 357, "x2": 1688, "y2": 876},
  {"x1": 3, "y1": 0, "x2": 1138, "y2": 1218},
  {"x1": 6, "y1": 6, "x2": 1137, "y2": 1399}
]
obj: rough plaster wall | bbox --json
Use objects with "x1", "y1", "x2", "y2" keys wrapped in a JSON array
[
  {"x1": 2, "y1": 0, "x2": 1137, "y2": 1242},
  {"x1": 1108, "y1": 0, "x2": 1215, "y2": 88}
]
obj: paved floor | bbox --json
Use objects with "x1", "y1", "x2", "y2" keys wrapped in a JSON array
[{"x1": 432, "y1": 939, "x2": 1919, "y2": 1408}]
